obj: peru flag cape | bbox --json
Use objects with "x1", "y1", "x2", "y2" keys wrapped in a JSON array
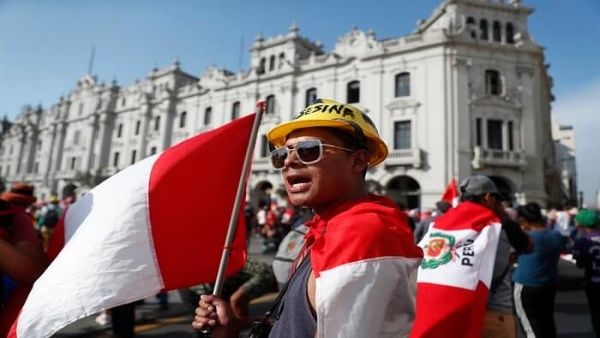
[
  {"x1": 410, "y1": 201, "x2": 501, "y2": 338},
  {"x1": 10, "y1": 114, "x2": 253, "y2": 338},
  {"x1": 306, "y1": 194, "x2": 423, "y2": 338}
]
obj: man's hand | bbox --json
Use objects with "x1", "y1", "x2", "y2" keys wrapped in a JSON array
[{"x1": 192, "y1": 294, "x2": 241, "y2": 338}]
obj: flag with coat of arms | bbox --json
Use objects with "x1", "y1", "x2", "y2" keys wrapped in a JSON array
[{"x1": 410, "y1": 201, "x2": 502, "y2": 338}]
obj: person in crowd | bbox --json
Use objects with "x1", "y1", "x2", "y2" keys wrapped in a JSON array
[
  {"x1": 572, "y1": 209, "x2": 600, "y2": 337},
  {"x1": 193, "y1": 98, "x2": 422, "y2": 337},
  {"x1": 0, "y1": 198, "x2": 49, "y2": 336},
  {"x1": 412, "y1": 175, "x2": 531, "y2": 338},
  {"x1": 36, "y1": 195, "x2": 63, "y2": 251},
  {"x1": 1, "y1": 182, "x2": 37, "y2": 215},
  {"x1": 482, "y1": 188, "x2": 532, "y2": 338},
  {"x1": 512, "y1": 202, "x2": 565, "y2": 338}
]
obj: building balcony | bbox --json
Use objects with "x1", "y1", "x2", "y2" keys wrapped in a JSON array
[
  {"x1": 471, "y1": 146, "x2": 526, "y2": 169},
  {"x1": 385, "y1": 148, "x2": 422, "y2": 168}
]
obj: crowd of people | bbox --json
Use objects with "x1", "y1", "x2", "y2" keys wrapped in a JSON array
[{"x1": 1, "y1": 99, "x2": 599, "y2": 338}]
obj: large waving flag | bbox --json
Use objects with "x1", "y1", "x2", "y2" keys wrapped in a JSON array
[
  {"x1": 410, "y1": 201, "x2": 501, "y2": 338},
  {"x1": 10, "y1": 114, "x2": 254, "y2": 337}
]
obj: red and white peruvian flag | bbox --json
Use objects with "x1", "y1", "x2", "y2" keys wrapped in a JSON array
[
  {"x1": 441, "y1": 178, "x2": 459, "y2": 207},
  {"x1": 10, "y1": 114, "x2": 254, "y2": 337},
  {"x1": 410, "y1": 201, "x2": 501, "y2": 338}
]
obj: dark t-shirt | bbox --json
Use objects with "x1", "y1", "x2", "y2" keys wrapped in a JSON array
[{"x1": 573, "y1": 231, "x2": 600, "y2": 286}]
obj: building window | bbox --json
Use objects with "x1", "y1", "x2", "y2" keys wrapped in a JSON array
[
  {"x1": 5, "y1": 165, "x2": 9, "y2": 176},
  {"x1": 135, "y1": 120, "x2": 141, "y2": 135},
  {"x1": 260, "y1": 135, "x2": 270, "y2": 158},
  {"x1": 266, "y1": 95, "x2": 275, "y2": 114},
  {"x1": 480, "y1": 19, "x2": 489, "y2": 40},
  {"x1": 493, "y1": 21, "x2": 502, "y2": 42},
  {"x1": 467, "y1": 16, "x2": 477, "y2": 39},
  {"x1": 506, "y1": 23, "x2": 515, "y2": 44},
  {"x1": 117, "y1": 124, "x2": 123, "y2": 138},
  {"x1": 179, "y1": 111, "x2": 187, "y2": 128},
  {"x1": 394, "y1": 72, "x2": 411, "y2": 97},
  {"x1": 279, "y1": 53, "x2": 285, "y2": 68},
  {"x1": 70, "y1": 157, "x2": 76, "y2": 170},
  {"x1": 73, "y1": 130, "x2": 80, "y2": 145},
  {"x1": 33, "y1": 162, "x2": 39, "y2": 174},
  {"x1": 231, "y1": 101, "x2": 240, "y2": 120},
  {"x1": 131, "y1": 150, "x2": 137, "y2": 164},
  {"x1": 394, "y1": 121, "x2": 411, "y2": 150},
  {"x1": 508, "y1": 121, "x2": 514, "y2": 150},
  {"x1": 78, "y1": 103, "x2": 84, "y2": 116},
  {"x1": 258, "y1": 58, "x2": 266, "y2": 75},
  {"x1": 487, "y1": 119, "x2": 503, "y2": 150},
  {"x1": 305, "y1": 88, "x2": 317, "y2": 107},
  {"x1": 113, "y1": 152, "x2": 120, "y2": 167},
  {"x1": 485, "y1": 70, "x2": 502, "y2": 96},
  {"x1": 9, "y1": 145, "x2": 12, "y2": 155},
  {"x1": 121, "y1": 97, "x2": 126, "y2": 107},
  {"x1": 347, "y1": 81, "x2": 360, "y2": 104},
  {"x1": 150, "y1": 146, "x2": 157, "y2": 155},
  {"x1": 204, "y1": 107, "x2": 212, "y2": 125},
  {"x1": 269, "y1": 55, "x2": 276, "y2": 71},
  {"x1": 154, "y1": 115, "x2": 161, "y2": 131},
  {"x1": 37, "y1": 140, "x2": 42, "y2": 151},
  {"x1": 475, "y1": 118, "x2": 482, "y2": 146}
]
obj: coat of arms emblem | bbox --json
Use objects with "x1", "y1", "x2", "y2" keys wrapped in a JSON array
[{"x1": 420, "y1": 232, "x2": 456, "y2": 269}]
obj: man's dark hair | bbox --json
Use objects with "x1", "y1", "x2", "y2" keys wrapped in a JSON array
[{"x1": 517, "y1": 202, "x2": 544, "y2": 224}]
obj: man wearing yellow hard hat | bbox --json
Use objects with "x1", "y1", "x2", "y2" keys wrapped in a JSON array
[{"x1": 194, "y1": 99, "x2": 423, "y2": 337}]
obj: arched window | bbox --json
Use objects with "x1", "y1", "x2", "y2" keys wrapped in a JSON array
[
  {"x1": 204, "y1": 107, "x2": 212, "y2": 125},
  {"x1": 466, "y1": 16, "x2": 477, "y2": 39},
  {"x1": 480, "y1": 19, "x2": 489, "y2": 40},
  {"x1": 154, "y1": 115, "x2": 161, "y2": 131},
  {"x1": 179, "y1": 111, "x2": 187, "y2": 128},
  {"x1": 493, "y1": 21, "x2": 502, "y2": 42},
  {"x1": 258, "y1": 58, "x2": 266, "y2": 75},
  {"x1": 506, "y1": 23, "x2": 515, "y2": 44},
  {"x1": 395, "y1": 72, "x2": 411, "y2": 97},
  {"x1": 347, "y1": 81, "x2": 360, "y2": 104},
  {"x1": 485, "y1": 69, "x2": 502, "y2": 96},
  {"x1": 269, "y1": 55, "x2": 276, "y2": 71},
  {"x1": 231, "y1": 101, "x2": 240, "y2": 120},
  {"x1": 266, "y1": 95, "x2": 275, "y2": 114},
  {"x1": 113, "y1": 152, "x2": 120, "y2": 167},
  {"x1": 117, "y1": 124, "x2": 123, "y2": 138},
  {"x1": 279, "y1": 53, "x2": 285, "y2": 68},
  {"x1": 305, "y1": 88, "x2": 318, "y2": 107},
  {"x1": 135, "y1": 120, "x2": 141, "y2": 135}
]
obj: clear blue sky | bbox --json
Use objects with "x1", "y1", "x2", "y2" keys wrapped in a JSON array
[{"x1": 1, "y1": 0, "x2": 599, "y2": 206}]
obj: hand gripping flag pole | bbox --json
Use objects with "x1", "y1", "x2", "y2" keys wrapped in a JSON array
[{"x1": 201, "y1": 100, "x2": 266, "y2": 336}]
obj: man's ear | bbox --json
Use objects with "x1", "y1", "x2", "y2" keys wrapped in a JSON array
[{"x1": 352, "y1": 149, "x2": 370, "y2": 173}]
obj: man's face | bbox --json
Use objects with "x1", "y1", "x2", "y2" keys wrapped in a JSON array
[{"x1": 280, "y1": 128, "x2": 368, "y2": 213}]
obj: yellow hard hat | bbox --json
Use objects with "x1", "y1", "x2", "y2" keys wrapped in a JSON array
[{"x1": 266, "y1": 98, "x2": 388, "y2": 166}]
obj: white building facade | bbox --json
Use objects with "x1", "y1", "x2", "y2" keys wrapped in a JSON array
[
  {"x1": 551, "y1": 117, "x2": 578, "y2": 207},
  {"x1": 0, "y1": 0, "x2": 564, "y2": 209}
]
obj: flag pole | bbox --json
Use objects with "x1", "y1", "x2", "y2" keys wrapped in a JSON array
[
  {"x1": 200, "y1": 101, "x2": 265, "y2": 336},
  {"x1": 212, "y1": 100, "x2": 265, "y2": 296}
]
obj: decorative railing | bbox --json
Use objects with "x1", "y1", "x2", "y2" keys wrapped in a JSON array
[
  {"x1": 471, "y1": 146, "x2": 526, "y2": 169},
  {"x1": 385, "y1": 148, "x2": 422, "y2": 168}
]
